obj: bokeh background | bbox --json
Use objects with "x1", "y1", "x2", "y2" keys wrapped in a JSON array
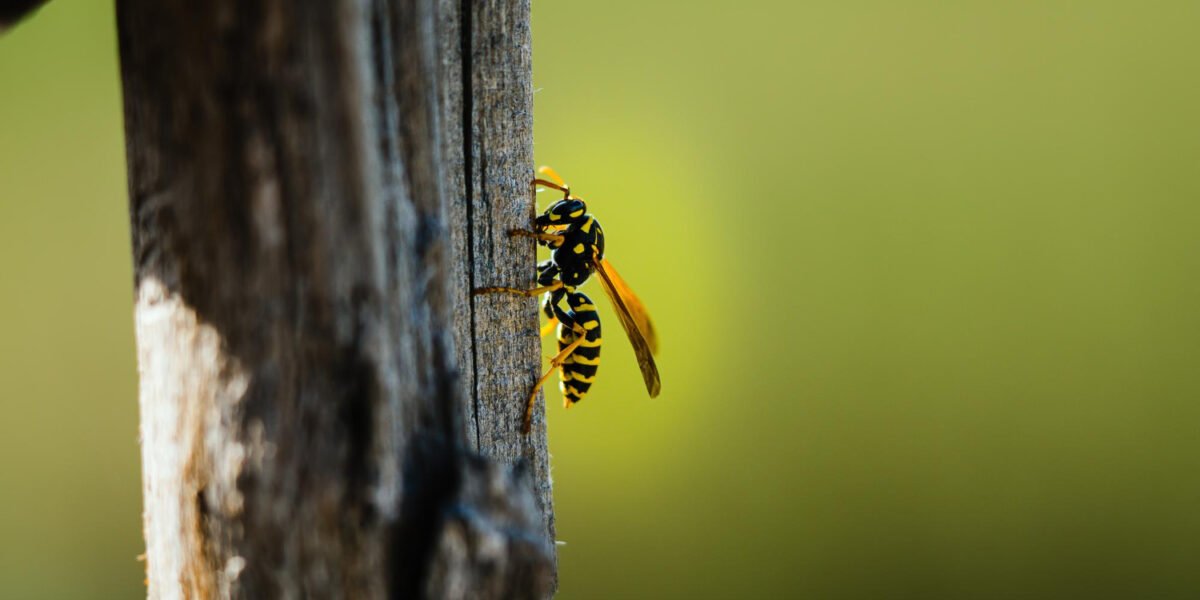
[{"x1": 3, "y1": 0, "x2": 1199, "y2": 598}]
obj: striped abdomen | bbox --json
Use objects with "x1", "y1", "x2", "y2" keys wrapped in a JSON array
[{"x1": 558, "y1": 292, "x2": 601, "y2": 406}]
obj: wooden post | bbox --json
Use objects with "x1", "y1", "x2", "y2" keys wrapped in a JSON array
[
  {"x1": 437, "y1": 0, "x2": 555, "y2": 542},
  {"x1": 117, "y1": 0, "x2": 554, "y2": 597}
]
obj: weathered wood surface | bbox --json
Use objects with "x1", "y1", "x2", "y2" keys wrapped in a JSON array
[
  {"x1": 437, "y1": 0, "x2": 554, "y2": 548},
  {"x1": 117, "y1": 0, "x2": 554, "y2": 597}
]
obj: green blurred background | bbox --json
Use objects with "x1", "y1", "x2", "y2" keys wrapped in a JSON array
[{"x1": 3, "y1": 0, "x2": 1200, "y2": 598}]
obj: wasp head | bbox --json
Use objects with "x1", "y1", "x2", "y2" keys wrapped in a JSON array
[{"x1": 536, "y1": 198, "x2": 588, "y2": 229}]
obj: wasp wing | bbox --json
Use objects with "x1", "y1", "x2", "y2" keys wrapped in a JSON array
[
  {"x1": 591, "y1": 255, "x2": 661, "y2": 397},
  {"x1": 600, "y1": 258, "x2": 659, "y2": 355}
]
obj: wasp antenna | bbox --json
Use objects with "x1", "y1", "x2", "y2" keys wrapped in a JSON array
[{"x1": 537, "y1": 165, "x2": 567, "y2": 187}]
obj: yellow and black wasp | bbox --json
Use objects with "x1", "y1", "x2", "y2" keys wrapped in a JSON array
[{"x1": 474, "y1": 167, "x2": 661, "y2": 433}]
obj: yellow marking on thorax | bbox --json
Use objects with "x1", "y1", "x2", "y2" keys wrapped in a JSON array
[
  {"x1": 580, "y1": 216, "x2": 594, "y2": 233},
  {"x1": 572, "y1": 243, "x2": 585, "y2": 254}
]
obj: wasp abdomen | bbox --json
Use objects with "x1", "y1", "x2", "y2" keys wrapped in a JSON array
[{"x1": 558, "y1": 291, "x2": 601, "y2": 405}]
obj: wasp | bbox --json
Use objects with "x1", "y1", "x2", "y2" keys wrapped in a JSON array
[{"x1": 474, "y1": 166, "x2": 661, "y2": 433}]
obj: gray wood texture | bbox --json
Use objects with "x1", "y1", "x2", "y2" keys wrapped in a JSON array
[
  {"x1": 117, "y1": 0, "x2": 555, "y2": 597},
  {"x1": 437, "y1": 0, "x2": 555, "y2": 545}
]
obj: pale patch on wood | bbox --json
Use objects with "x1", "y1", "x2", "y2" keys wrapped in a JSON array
[{"x1": 135, "y1": 277, "x2": 249, "y2": 600}]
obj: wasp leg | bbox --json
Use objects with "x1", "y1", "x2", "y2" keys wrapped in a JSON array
[
  {"x1": 539, "y1": 283, "x2": 564, "y2": 338},
  {"x1": 475, "y1": 259, "x2": 564, "y2": 297},
  {"x1": 473, "y1": 279, "x2": 563, "y2": 297},
  {"x1": 523, "y1": 323, "x2": 588, "y2": 434},
  {"x1": 509, "y1": 228, "x2": 565, "y2": 245}
]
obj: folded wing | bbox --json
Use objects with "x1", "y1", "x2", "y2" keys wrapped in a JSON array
[{"x1": 591, "y1": 254, "x2": 661, "y2": 397}]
